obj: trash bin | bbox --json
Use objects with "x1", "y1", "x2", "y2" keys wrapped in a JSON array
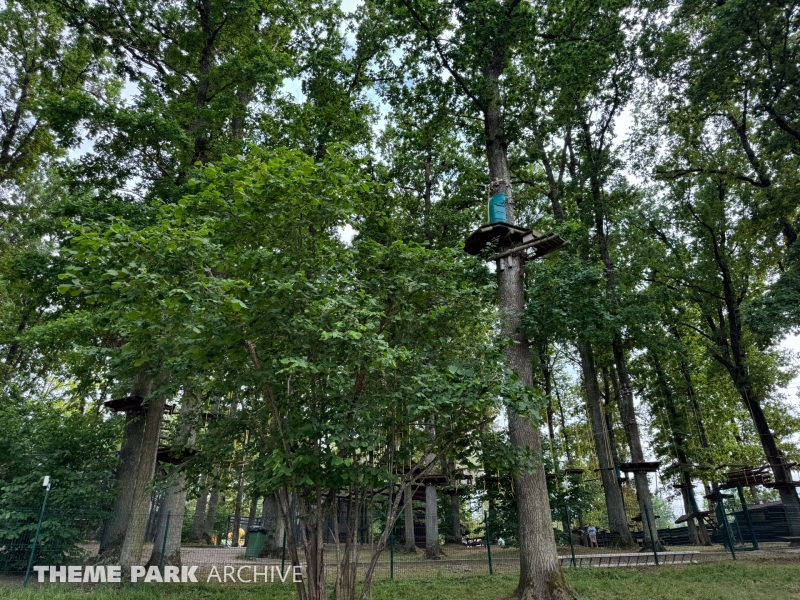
[{"x1": 246, "y1": 526, "x2": 268, "y2": 558}]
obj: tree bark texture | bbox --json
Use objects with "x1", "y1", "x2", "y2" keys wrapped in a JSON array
[
  {"x1": 244, "y1": 494, "x2": 259, "y2": 546},
  {"x1": 190, "y1": 476, "x2": 209, "y2": 543},
  {"x1": 232, "y1": 466, "x2": 245, "y2": 547},
  {"x1": 262, "y1": 495, "x2": 286, "y2": 558},
  {"x1": 119, "y1": 392, "x2": 167, "y2": 572},
  {"x1": 489, "y1": 149, "x2": 572, "y2": 599},
  {"x1": 450, "y1": 492, "x2": 461, "y2": 544},
  {"x1": 424, "y1": 483, "x2": 441, "y2": 559},
  {"x1": 204, "y1": 487, "x2": 220, "y2": 543},
  {"x1": 146, "y1": 468, "x2": 187, "y2": 567},
  {"x1": 578, "y1": 342, "x2": 634, "y2": 547},
  {"x1": 613, "y1": 340, "x2": 661, "y2": 549},
  {"x1": 99, "y1": 409, "x2": 146, "y2": 557},
  {"x1": 403, "y1": 486, "x2": 417, "y2": 553}
]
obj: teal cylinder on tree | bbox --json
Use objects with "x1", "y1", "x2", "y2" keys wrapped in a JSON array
[{"x1": 488, "y1": 193, "x2": 506, "y2": 223}]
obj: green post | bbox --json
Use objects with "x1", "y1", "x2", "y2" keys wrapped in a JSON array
[
  {"x1": 565, "y1": 501, "x2": 576, "y2": 567},
  {"x1": 281, "y1": 530, "x2": 286, "y2": 572},
  {"x1": 23, "y1": 477, "x2": 51, "y2": 588},
  {"x1": 736, "y1": 484, "x2": 758, "y2": 550},
  {"x1": 715, "y1": 498, "x2": 736, "y2": 560},
  {"x1": 642, "y1": 503, "x2": 659, "y2": 566},
  {"x1": 159, "y1": 512, "x2": 171, "y2": 573},
  {"x1": 484, "y1": 510, "x2": 493, "y2": 575},
  {"x1": 390, "y1": 531, "x2": 394, "y2": 580}
]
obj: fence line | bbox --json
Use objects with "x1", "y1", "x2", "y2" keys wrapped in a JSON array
[{"x1": 3, "y1": 493, "x2": 799, "y2": 585}]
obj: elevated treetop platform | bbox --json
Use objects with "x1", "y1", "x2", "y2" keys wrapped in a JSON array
[
  {"x1": 464, "y1": 222, "x2": 567, "y2": 261},
  {"x1": 393, "y1": 466, "x2": 472, "y2": 487},
  {"x1": 104, "y1": 396, "x2": 175, "y2": 414},
  {"x1": 717, "y1": 464, "x2": 774, "y2": 488},
  {"x1": 631, "y1": 513, "x2": 660, "y2": 523},
  {"x1": 704, "y1": 489, "x2": 733, "y2": 502},
  {"x1": 483, "y1": 475, "x2": 512, "y2": 484},
  {"x1": 156, "y1": 446, "x2": 196, "y2": 465},
  {"x1": 618, "y1": 461, "x2": 661, "y2": 473},
  {"x1": 675, "y1": 511, "x2": 710, "y2": 524},
  {"x1": 764, "y1": 481, "x2": 800, "y2": 489}
]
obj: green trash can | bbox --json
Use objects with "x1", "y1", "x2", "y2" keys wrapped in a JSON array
[{"x1": 246, "y1": 526, "x2": 268, "y2": 558}]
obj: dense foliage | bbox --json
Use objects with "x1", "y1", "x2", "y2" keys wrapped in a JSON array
[{"x1": 0, "y1": 0, "x2": 798, "y2": 597}]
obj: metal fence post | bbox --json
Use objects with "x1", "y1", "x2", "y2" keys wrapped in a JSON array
[
  {"x1": 281, "y1": 530, "x2": 286, "y2": 572},
  {"x1": 389, "y1": 531, "x2": 394, "y2": 580},
  {"x1": 642, "y1": 503, "x2": 659, "y2": 566},
  {"x1": 23, "y1": 478, "x2": 51, "y2": 587},
  {"x1": 715, "y1": 497, "x2": 736, "y2": 560},
  {"x1": 736, "y1": 484, "x2": 758, "y2": 550},
  {"x1": 159, "y1": 511, "x2": 171, "y2": 574},
  {"x1": 484, "y1": 510, "x2": 493, "y2": 575},
  {"x1": 565, "y1": 501, "x2": 576, "y2": 567}
]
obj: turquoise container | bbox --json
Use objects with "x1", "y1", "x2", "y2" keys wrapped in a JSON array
[{"x1": 488, "y1": 193, "x2": 506, "y2": 223}]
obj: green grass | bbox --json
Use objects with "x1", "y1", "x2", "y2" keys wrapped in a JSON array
[{"x1": 2, "y1": 560, "x2": 799, "y2": 600}]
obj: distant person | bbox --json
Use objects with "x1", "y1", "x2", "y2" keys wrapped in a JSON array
[{"x1": 587, "y1": 524, "x2": 598, "y2": 548}]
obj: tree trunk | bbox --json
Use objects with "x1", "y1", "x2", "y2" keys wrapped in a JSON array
[
  {"x1": 100, "y1": 409, "x2": 146, "y2": 557},
  {"x1": 146, "y1": 468, "x2": 187, "y2": 567},
  {"x1": 232, "y1": 466, "x2": 245, "y2": 547},
  {"x1": 613, "y1": 339, "x2": 661, "y2": 550},
  {"x1": 450, "y1": 492, "x2": 461, "y2": 545},
  {"x1": 401, "y1": 486, "x2": 417, "y2": 553},
  {"x1": 542, "y1": 347, "x2": 557, "y2": 463},
  {"x1": 651, "y1": 351, "x2": 710, "y2": 546},
  {"x1": 603, "y1": 367, "x2": 624, "y2": 467},
  {"x1": 487, "y1": 140, "x2": 573, "y2": 598},
  {"x1": 442, "y1": 459, "x2": 462, "y2": 545},
  {"x1": 119, "y1": 391, "x2": 167, "y2": 573},
  {"x1": 144, "y1": 495, "x2": 162, "y2": 543},
  {"x1": 190, "y1": 475, "x2": 208, "y2": 543},
  {"x1": 554, "y1": 384, "x2": 573, "y2": 466},
  {"x1": 424, "y1": 483, "x2": 442, "y2": 558},
  {"x1": 729, "y1": 368, "x2": 800, "y2": 534},
  {"x1": 680, "y1": 483, "x2": 700, "y2": 545},
  {"x1": 578, "y1": 341, "x2": 635, "y2": 547},
  {"x1": 244, "y1": 494, "x2": 259, "y2": 546},
  {"x1": 263, "y1": 495, "x2": 285, "y2": 558},
  {"x1": 204, "y1": 487, "x2": 220, "y2": 544}
]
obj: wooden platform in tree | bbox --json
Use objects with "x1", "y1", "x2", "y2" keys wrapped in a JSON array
[
  {"x1": 156, "y1": 446, "x2": 196, "y2": 464},
  {"x1": 631, "y1": 513, "x2": 660, "y2": 522},
  {"x1": 104, "y1": 396, "x2": 175, "y2": 414},
  {"x1": 763, "y1": 481, "x2": 800, "y2": 489},
  {"x1": 482, "y1": 475, "x2": 512, "y2": 484},
  {"x1": 416, "y1": 474, "x2": 450, "y2": 485},
  {"x1": 464, "y1": 222, "x2": 567, "y2": 261},
  {"x1": 464, "y1": 222, "x2": 536, "y2": 255},
  {"x1": 718, "y1": 464, "x2": 774, "y2": 487},
  {"x1": 675, "y1": 511, "x2": 710, "y2": 524},
  {"x1": 704, "y1": 489, "x2": 733, "y2": 501},
  {"x1": 618, "y1": 461, "x2": 661, "y2": 473},
  {"x1": 393, "y1": 466, "x2": 472, "y2": 484}
]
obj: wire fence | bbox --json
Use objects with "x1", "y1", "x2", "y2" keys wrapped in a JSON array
[{"x1": 3, "y1": 490, "x2": 800, "y2": 587}]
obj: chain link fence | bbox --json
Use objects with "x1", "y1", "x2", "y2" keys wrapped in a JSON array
[{"x1": 3, "y1": 489, "x2": 799, "y2": 587}]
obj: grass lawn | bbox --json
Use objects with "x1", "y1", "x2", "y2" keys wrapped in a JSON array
[{"x1": 1, "y1": 560, "x2": 798, "y2": 600}]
